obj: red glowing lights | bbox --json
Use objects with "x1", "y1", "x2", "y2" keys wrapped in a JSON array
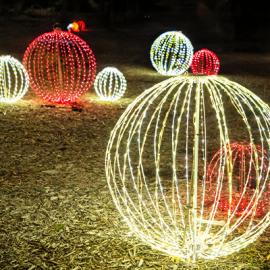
[
  {"x1": 207, "y1": 142, "x2": 270, "y2": 218},
  {"x1": 191, "y1": 48, "x2": 220, "y2": 75},
  {"x1": 23, "y1": 29, "x2": 96, "y2": 104},
  {"x1": 67, "y1": 20, "x2": 87, "y2": 33},
  {"x1": 218, "y1": 196, "x2": 268, "y2": 218}
]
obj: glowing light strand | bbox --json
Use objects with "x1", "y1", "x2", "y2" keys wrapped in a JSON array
[
  {"x1": 191, "y1": 49, "x2": 220, "y2": 75},
  {"x1": 23, "y1": 29, "x2": 96, "y2": 104},
  {"x1": 105, "y1": 76, "x2": 270, "y2": 261},
  {"x1": 0, "y1": 55, "x2": 29, "y2": 103},
  {"x1": 150, "y1": 31, "x2": 194, "y2": 76},
  {"x1": 94, "y1": 67, "x2": 127, "y2": 101}
]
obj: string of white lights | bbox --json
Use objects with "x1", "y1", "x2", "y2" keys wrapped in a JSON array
[
  {"x1": 105, "y1": 76, "x2": 270, "y2": 261},
  {"x1": 94, "y1": 67, "x2": 127, "y2": 101},
  {"x1": 0, "y1": 55, "x2": 29, "y2": 103}
]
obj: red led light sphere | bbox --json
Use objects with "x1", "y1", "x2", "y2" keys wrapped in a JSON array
[
  {"x1": 191, "y1": 48, "x2": 220, "y2": 75},
  {"x1": 206, "y1": 142, "x2": 270, "y2": 218},
  {"x1": 23, "y1": 29, "x2": 96, "y2": 104}
]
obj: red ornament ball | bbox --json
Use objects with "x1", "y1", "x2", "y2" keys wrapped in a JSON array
[
  {"x1": 218, "y1": 196, "x2": 267, "y2": 218},
  {"x1": 23, "y1": 29, "x2": 96, "y2": 104},
  {"x1": 191, "y1": 48, "x2": 220, "y2": 75},
  {"x1": 206, "y1": 142, "x2": 270, "y2": 218}
]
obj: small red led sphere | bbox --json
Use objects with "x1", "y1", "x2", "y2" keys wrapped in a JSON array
[
  {"x1": 191, "y1": 48, "x2": 220, "y2": 75},
  {"x1": 206, "y1": 142, "x2": 270, "y2": 217},
  {"x1": 23, "y1": 29, "x2": 96, "y2": 104}
]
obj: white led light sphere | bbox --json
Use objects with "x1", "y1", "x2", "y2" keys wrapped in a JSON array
[
  {"x1": 106, "y1": 76, "x2": 270, "y2": 262},
  {"x1": 94, "y1": 67, "x2": 127, "y2": 101},
  {"x1": 0, "y1": 55, "x2": 29, "y2": 103},
  {"x1": 150, "y1": 31, "x2": 193, "y2": 76}
]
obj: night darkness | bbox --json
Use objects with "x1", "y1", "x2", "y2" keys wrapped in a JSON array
[{"x1": 0, "y1": 0, "x2": 270, "y2": 51}]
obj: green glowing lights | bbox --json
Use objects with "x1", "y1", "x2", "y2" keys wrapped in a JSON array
[{"x1": 150, "y1": 31, "x2": 194, "y2": 76}]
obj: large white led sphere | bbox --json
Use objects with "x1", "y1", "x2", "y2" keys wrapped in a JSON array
[
  {"x1": 94, "y1": 67, "x2": 127, "y2": 101},
  {"x1": 105, "y1": 76, "x2": 270, "y2": 261},
  {"x1": 150, "y1": 31, "x2": 193, "y2": 76},
  {"x1": 0, "y1": 55, "x2": 29, "y2": 103}
]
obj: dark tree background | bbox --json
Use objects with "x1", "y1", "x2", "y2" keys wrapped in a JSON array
[{"x1": 0, "y1": 0, "x2": 269, "y2": 51}]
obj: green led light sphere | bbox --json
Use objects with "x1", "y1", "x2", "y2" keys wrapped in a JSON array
[{"x1": 150, "y1": 31, "x2": 193, "y2": 76}]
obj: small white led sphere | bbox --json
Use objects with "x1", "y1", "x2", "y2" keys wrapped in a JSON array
[
  {"x1": 150, "y1": 31, "x2": 193, "y2": 76},
  {"x1": 94, "y1": 67, "x2": 127, "y2": 101},
  {"x1": 0, "y1": 55, "x2": 29, "y2": 103}
]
